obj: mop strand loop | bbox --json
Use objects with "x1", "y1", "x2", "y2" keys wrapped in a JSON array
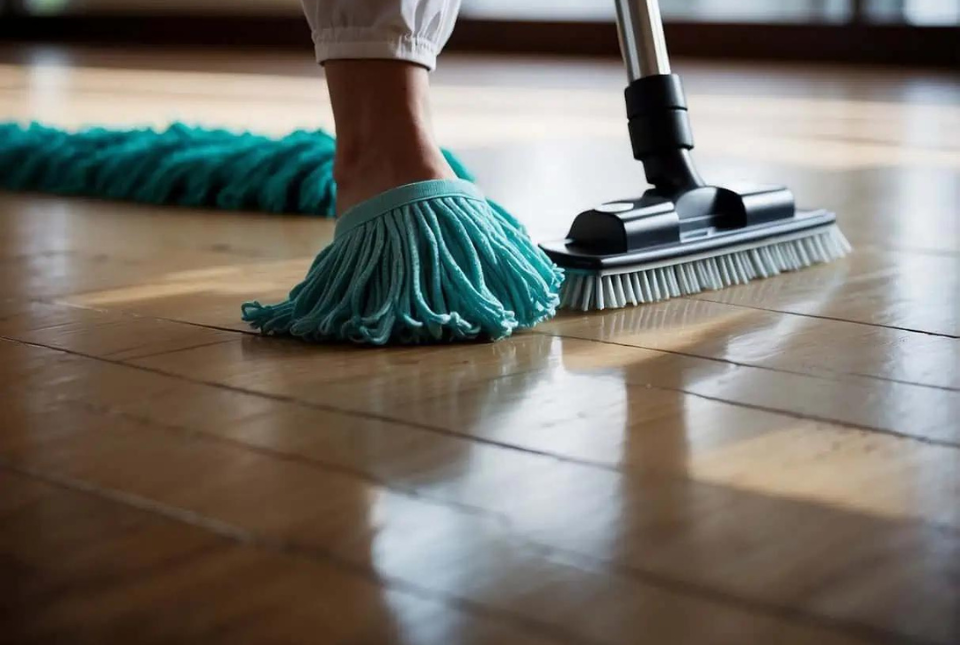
[{"x1": 241, "y1": 179, "x2": 563, "y2": 345}]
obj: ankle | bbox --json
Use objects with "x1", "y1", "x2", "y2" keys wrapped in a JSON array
[
  {"x1": 324, "y1": 60, "x2": 456, "y2": 214},
  {"x1": 333, "y1": 141, "x2": 454, "y2": 214},
  {"x1": 334, "y1": 120, "x2": 432, "y2": 177},
  {"x1": 333, "y1": 119, "x2": 456, "y2": 213}
]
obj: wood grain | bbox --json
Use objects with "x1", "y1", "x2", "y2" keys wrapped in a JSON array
[{"x1": 0, "y1": 469, "x2": 570, "y2": 645}]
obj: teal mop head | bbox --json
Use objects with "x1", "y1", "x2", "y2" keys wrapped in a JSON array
[
  {"x1": 241, "y1": 179, "x2": 562, "y2": 344},
  {"x1": 0, "y1": 122, "x2": 341, "y2": 213},
  {"x1": 0, "y1": 122, "x2": 562, "y2": 344},
  {"x1": 0, "y1": 122, "x2": 472, "y2": 215}
]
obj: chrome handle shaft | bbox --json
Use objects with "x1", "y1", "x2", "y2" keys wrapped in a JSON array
[{"x1": 614, "y1": 0, "x2": 671, "y2": 80}]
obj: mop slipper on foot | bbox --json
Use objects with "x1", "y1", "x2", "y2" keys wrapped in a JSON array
[{"x1": 241, "y1": 179, "x2": 563, "y2": 345}]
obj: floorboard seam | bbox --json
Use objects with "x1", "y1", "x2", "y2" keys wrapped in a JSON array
[
  {"x1": 43, "y1": 297, "x2": 960, "y2": 392},
  {"x1": 0, "y1": 459, "x2": 595, "y2": 645},
  {"x1": 3, "y1": 333, "x2": 958, "y2": 460},
  {"x1": 687, "y1": 296, "x2": 959, "y2": 339},
  {"x1": 534, "y1": 331, "x2": 960, "y2": 448},
  {"x1": 0, "y1": 458, "x2": 935, "y2": 645},
  {"x1": 531, "y1": 329, "x2": 960, "y2": 392},
  {"x1": 57, "y1": 393, "x2": 521, "y2": 528}
]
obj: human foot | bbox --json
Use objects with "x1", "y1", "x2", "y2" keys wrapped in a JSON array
[{"x1": 325, "y1": 60, "x2": 456, "y2": 215}]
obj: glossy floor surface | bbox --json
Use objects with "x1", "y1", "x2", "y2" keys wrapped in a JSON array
[{"x1": 1, "y1": 46, "x2": 959, "y2": 645}]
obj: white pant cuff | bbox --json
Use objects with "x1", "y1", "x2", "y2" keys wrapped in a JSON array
[{"x1": 313, "y1": 32, "x2": 441, "y2": 71}]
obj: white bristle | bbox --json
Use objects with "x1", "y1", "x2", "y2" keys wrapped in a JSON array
[{"x1": 560, "y1": 225, "x2": 851, "y2": 312}]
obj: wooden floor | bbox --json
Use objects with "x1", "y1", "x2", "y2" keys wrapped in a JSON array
[{"x1": 1, "y1": 45, "x2": 959, "y2": 645}]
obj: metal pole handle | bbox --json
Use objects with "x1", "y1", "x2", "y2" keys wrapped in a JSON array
[{"x1": 615, "y1": 0, "x2": 671, "y2": 80}]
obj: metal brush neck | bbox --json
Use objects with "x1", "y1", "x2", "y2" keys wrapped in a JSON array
[{"x1": 615, "y1": 0, "x2": 671, "y2": 80}]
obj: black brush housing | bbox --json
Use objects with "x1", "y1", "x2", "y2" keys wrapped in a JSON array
[{"x1": 539, "y1": 74, "x2": 837, "y2": 271}]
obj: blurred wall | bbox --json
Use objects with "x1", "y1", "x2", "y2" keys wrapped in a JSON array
[
  {"x1": 25, "y1": 0, "x2": 302, "y2": 14},
  {"x1": 23, "y1": 0, "x2": 960, "y2": 24}
]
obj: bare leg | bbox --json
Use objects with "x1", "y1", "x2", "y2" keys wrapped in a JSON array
[{"x1": 325, "y1": 60, "x2": 456, "y2": 215}]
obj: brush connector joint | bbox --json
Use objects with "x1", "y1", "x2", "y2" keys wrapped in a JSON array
[{"x1": 624, "y1": 74, "x2": 702, "y2": 191}]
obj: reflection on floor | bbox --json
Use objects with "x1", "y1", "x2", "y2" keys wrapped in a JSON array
[{"x1": 1, "y1": 45, "x2": 958, "y2": 645}]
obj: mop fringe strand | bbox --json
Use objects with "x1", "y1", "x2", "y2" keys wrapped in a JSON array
[
  {"x1": 0, "y1": 122, "x2": 472, "y2": 215},
  {"x1": 241, "y1": 179, "x2": 563, "y2": 345}
]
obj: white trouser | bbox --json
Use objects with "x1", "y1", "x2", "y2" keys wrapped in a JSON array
[{"x1": 300, "y1": 0, "x2": 462, "y2": 71}]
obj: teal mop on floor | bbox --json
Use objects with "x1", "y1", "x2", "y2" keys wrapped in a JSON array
[{"x1": 0, "y1": 122, "x2": 562, "y2": 345}]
